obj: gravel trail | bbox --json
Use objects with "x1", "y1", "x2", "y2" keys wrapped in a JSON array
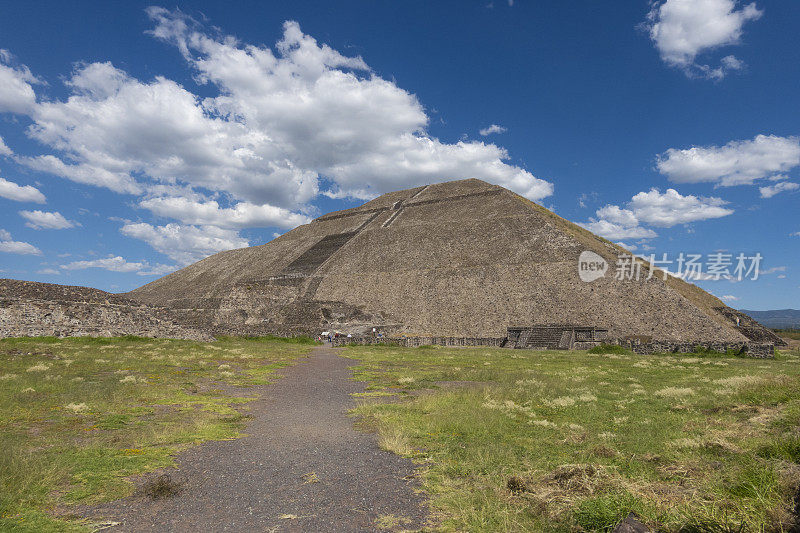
[{"x1": 89, "y1": 345, "x2": 428, "y2": 532}]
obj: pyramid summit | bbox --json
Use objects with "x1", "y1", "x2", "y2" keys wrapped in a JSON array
[{"x1": 123, "y1": 178, "x2": 776, "y2": 348}]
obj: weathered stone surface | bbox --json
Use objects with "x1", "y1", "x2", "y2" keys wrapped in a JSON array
[
  {"x1": 0, "y1": 279, "x2": 211, "y2": 341},
  {"x1": 126, "y1": 179, "x2": 775, "y2": 342}
]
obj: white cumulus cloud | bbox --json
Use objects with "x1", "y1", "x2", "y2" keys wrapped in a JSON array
[
  {"x1": 579, "y1": 188, "x2": 732, "y2": 241},
  {"x1": 19, "y1": 210, "x2": 77, "y2": 230},
  {"x1": 20, "y1": 154, "x2": 141, "y2": 195},
  {"x1": 579, "y1": 220, "x2": 658, "y2": 241},
  {"x1": 656, "y1": 135, "x2": 800, "y2": 186},
  {"x1": 0, "y1": 49, "x2": 40, "y2": 114},
  {"x1": 120, "y1": 222, "x2": 249, "y2": 265},
  {"x1": 0, "y1": 176, "x2": 46, "y2": 203},
  {"x1": 0, "y1": 228, "x2": 41, "y2": 255},
  {"x1": 138, "y1": 197, "x2": 311, "y2": 229},
  {"x1": 759, "y1": 181, "x2": 799, "y2": 198},
  {"x1": 627, "y1": 188, "x2": 733, "y2": 227},
  {"x1": 148, "y1": 9, "x2": 552, "y2": 202},
  {"x1": 479, "y1": 124, "x2": 507, "y2": 136},
  {"x1": 644, "y1": 0, "x2": 762, "y2": 79},
  {"x1": 60, "y1": 255, "x2": 176, "y2": 276},
  {"x1": 595, "y1": 205, "x2": 640, "y2": 227},
  {"x1": 4, "y1": 11, "x2": 552, "y2": 208},
  {"x1": 0, "y1": 135, "x2": 12, "y2": 156}
]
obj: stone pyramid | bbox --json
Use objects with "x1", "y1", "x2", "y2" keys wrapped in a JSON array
[{"x1": 127, "y1": 179, "x2": 767, "y2": 343}]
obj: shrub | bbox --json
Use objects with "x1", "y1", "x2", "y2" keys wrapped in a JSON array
[
  {"x1": 588, "y1": 344, "x2": 631, "y2": 355},
  {"x1": 222, "y1": 334, "x2": 321, "y2": 345}
]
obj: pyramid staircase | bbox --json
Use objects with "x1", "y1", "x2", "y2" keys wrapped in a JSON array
[
  {"x1": 523, "y1": 327, "x2": 567, "y2": 349},
  {"x1": 508, "y1": 325, "x2": 605, "y2": 350},
  {"x1": 516, "y1": 329, "x2": 532, "y2": 348}
]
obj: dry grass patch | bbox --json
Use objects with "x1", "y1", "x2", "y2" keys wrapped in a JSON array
[
  {"x1": 654, "y1": 386, "x2": 695, "y2": 398},
  {"x1": 378, "y1": 428, "x2": 415, "y2": 457},
  {"x1": 374, "y1": 513, "x2": 413, "y2": 530}
]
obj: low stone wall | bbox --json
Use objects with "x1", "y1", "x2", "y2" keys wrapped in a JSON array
[
  {"x1": 622, "y1": 340, "x2": 774, "y2": 358},
  {"x1": 332, "y1": 336, "x2": 505, "y2": 348},
  {"x1": 333, "y1": 335, "x2": 775, "y2": 358}
]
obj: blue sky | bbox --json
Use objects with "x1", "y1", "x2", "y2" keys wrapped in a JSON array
[{"x1": 0, "y1": 0, "x2": 797, "y2": 310}]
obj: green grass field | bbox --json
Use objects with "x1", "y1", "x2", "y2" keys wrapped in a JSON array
[
  {"x1": 345, "y1": 345, "x2": 800, "y2": 532},
  {"x1": 4, "y1": 336, "x2": 799, "y2": 532},
  {"x1": 0, "y1": 336, "x2": 315, "y2": 532}
]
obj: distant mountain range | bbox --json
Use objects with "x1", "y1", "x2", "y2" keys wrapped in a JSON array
[{"x1": 740, "y1": 309, "x2": 800, "y2": 329}]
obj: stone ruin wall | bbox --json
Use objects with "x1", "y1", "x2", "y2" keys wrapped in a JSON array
[
  {"x1": 0, "y1": 299, "x2": 208, "y2": 340},
  {"x1": 0, "y1": 279, "x2": 212, "y2": 341},
  {"x1": 623, "y1": 340, "x2": 774, "y2": 358},
  {"x1": 333, "y1": 334, "x2": 775, "y2": 358},
  {"x1": 331, "y1": 336, "x2": 506, "y2": 348}
]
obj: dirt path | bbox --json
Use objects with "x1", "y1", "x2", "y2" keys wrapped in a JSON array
[{"x1": 89, "y1": 345, "x2": 428, "y2": 532}]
